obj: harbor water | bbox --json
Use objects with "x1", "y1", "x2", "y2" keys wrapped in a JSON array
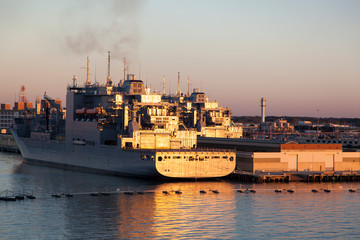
[{"x1": 1, "y1": 152, "x2": 360, "y2": 239}]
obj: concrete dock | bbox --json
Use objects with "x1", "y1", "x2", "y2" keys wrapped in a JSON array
[
  {"x1": 227, "y1": 170, "x2": 360, "y2": 183},
  {"x1": 295, "y1": 171, "x2": 360, "y2": 182},
  {"x1": 0, "y1": 134, "x2": 19, "y2": 153}
]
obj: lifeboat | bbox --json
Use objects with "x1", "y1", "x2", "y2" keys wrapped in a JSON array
[
  {"x1": 86, "y1": 107, "x2": 101, "y2": 115},
  {"x1": 75, "y1": 107, "x2": 87, "y2": 115}
]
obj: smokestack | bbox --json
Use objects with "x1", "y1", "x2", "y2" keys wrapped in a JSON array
[
  {"x1": 261, "y1": 97, "x2": 266, "y2": 123},
  {"x1": 177, "y1": 72, "x2": 181, "y2": 97}
]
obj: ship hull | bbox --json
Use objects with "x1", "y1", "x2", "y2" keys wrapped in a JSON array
[
  {"x1": 12, "y1": 130, "x2": 161, "y2": 178},
  {"x1": 11, "y1": 129, "x2": 235, "y2": 179},
  {"x1": 22, "y1": 157, "x2": 160, "y2": 178}
]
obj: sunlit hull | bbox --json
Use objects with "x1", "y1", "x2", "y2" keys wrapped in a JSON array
[{"x1": 12, "y1": 129, "x2": 235, "y2": 179}]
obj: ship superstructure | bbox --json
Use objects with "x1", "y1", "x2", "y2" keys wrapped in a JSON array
[{"x1": 11, "y1": 53, "x2": 236, "y2": 178}]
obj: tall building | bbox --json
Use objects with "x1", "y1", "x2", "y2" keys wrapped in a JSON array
[{"x1": 0, "y1": 102, "x2": 33, "y2": 133}]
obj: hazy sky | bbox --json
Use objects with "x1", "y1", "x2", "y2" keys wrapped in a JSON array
[{"x1": 1, "y1": 0, "x2": 360, "y2": 117}]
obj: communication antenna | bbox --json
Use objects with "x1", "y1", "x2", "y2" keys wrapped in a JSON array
[{"x1": 19, "y1": 85, "x2": 27, "y2": 102}]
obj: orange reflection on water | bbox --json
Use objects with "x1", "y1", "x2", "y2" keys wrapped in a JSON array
[
  {"x1": 114, "y1": 192, "x2": 158, "y2": 239},
  {"x1": 114, "y1": 181, "x2": 238, "y2": 239},
  {"x1": 151, "y1": 182, "x2": 237, "y2": 239}
]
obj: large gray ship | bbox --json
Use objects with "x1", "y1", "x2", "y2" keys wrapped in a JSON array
[{"x1": 11, "y1": 53, "x2": 238, "y2": 179}]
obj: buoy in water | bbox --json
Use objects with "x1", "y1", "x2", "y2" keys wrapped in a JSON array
[
  {"x1": 15, "y1": 195, "x2": 25, "y2": 200},
  {"x1": 1, "y1": 197, "x2": 16, "y2": 201},
  {"x1": 26, "y1": 195, "x2": 36, "y2": 199}
]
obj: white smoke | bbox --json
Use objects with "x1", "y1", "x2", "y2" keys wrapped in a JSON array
[{"x1": 60, "y1": 0, "x2": 145, "y2": 60}]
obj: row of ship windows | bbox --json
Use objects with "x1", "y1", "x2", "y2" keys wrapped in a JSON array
[
  {"x1": 157, "y1": 156, "x2": 234, "y2": 162},
  {"x1": 0, "y1": 112, "x2": 14, "y2": 116},
  {"x1": 141, "y1": 154, "x2": 235, "y2": 162},
  {"x1": 131, "y1": 83, "x2": 142, "y2": 87},
  {"x1": 0, "y1": 120, "x2": 12, "y2": 124},
  {"x1": 306, "y1": 139, "x2": 359, "y2": 144},
  {"x1": 132, "y1": 88, "x2": 142, "y2": 93}
]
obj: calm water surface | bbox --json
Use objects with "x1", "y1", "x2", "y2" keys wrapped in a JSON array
[{"x1": 0, "y1": 152, "x2": 360, "y2": 239}]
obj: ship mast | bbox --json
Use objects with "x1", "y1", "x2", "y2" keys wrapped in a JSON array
[
  {"x1": 123, "y1": 57, "x2": 127, "y2": 83},
  {"x1": 162, "y1": 76, "x2": 166, "y2": 95},
  {"x1": 187, "y1": 76, "x2": 190, "y2": 96},
  {"x1": 106, "y1": 51, "x2": 112, "y2": 85},
  {"x1": 72, "y1": 75, "x2": 77, "y2": 87},
  {"x1": 86, "y1": 56, "x2": 90, "y2": 86},
  {"x1": 177, "y1": 72, "x2": 181, "y2": 97}
]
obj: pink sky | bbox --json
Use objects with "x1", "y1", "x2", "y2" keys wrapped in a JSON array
[{"x1": 1, "y1": 0, "x2": 360, "y2": 117}]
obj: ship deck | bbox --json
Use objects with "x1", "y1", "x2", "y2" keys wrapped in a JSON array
[{"x1": 124, "y1": 148, "x2": 235, "y2": 153}]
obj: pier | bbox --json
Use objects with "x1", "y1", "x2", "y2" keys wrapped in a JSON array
[
  {"x1": 227, "y1": 170, "x2": 360, "y2": 183},
  {"x1": 227, "y1": 171, "x2": 290, "y2": 183},
  {"x1": 0, "y1": 134, "x2": 19, "y2": 153},
  {"x1": 295, "y1": 171, "x2": 360, "y2": 182}
]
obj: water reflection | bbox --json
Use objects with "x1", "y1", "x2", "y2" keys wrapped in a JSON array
[
  {"x1": 150, "y1": 182, "x2": 237, "y2": 239},
  {"x1": 112, "y1": 181, "x2": 238, "y2": 239},
  {"x1": 1, "y1": 152, "x2": 360, "y2": 239}
]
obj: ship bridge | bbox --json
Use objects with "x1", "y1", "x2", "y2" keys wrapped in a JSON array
[{"x1": 120, "y1": 74, "x2": 146, "y2": 95}]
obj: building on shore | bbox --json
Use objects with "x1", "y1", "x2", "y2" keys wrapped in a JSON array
[
  {"x1": 259, "y1": 118, "x2": 295, "y2": 133},
  {"x1": 0, "y1": 134, "x2": 19, "y2": 153},
  {"x1": 198, "y1": 137, "x2": 360, "y2": 173},
  {"x1": 0, "y1": 102, "x2": 33, "y2": 134},
  {"x1": 237, "y1": 143, "x2": 360, "y2": 172}
]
